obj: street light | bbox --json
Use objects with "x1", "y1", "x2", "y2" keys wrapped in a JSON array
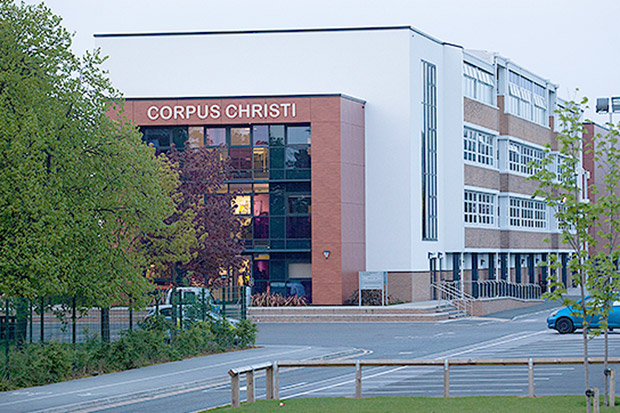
[{"x1": 596, "y1": 96, "x2": 620, "y2": 125}]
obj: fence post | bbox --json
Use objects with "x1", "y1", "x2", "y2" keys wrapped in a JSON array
[
  {"x1": 241, "y1": 286, "x2": 247, "y2": 320},
  {"x1": 178, "y1": 289, "x2": 183, "y2": 331},
  {"x1": 4, "y1": 299, "x2": 9, "y2": 371},
  {"x1": 28, "y1": 299, "x2": 32, "y2": 344},
  {"x1": 594, "y1": 387, "x2": 600, "y2": 413},
  {"x1": 266, "y1": 364, "x2": 274, "y2": 400},
  {"x1": 40, "y1": 297, "x2": 44, "y2": 343},
  {"x1": 528, "y1": 358, "x2": 534, "y2": 397},
  {"x1": 101, "y1": 307, "x2": 110, "y2": 343},
  {"x1": 129, "y1": 296, "x2": 133, "y2": 332},
  {"x1": 246, "y1": 369, "x2": 255, "y2": 403},
  {"x1": 274, "y1": 361, "x2": 280, "y2": 400},
  {"x1": 355, "y1": 360, "x2": 362, "y2": 398},
  {"x1": 222, "y1": 286, "x2": 227, "y2": 318},
  {"x1": 201, "y1": 288, "x2": 206, "y2": 322},
  {"x1": 230, "y1": 372, "x2": 240, "y2": 408},
  {"x1": 443, "y1": 359, "x2": 450, "y2": 397},
  {"x1": 72, "y1": 295, "x2": 77, "y2": 344}
]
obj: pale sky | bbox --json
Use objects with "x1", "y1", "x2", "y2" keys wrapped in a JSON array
[{"x1": 25, "y1": 0, "x2": 620, "y2": 123}]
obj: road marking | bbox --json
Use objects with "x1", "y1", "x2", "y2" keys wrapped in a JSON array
[
  {"x1": 432, "y1": 331, "x2": 546, "y2": 359},
  {"x1": 281, "y1": 331, "x2": 549, "y2": 400},
  {"x1": 512, "y1": 307, "x2": 562, "y2": 320}
]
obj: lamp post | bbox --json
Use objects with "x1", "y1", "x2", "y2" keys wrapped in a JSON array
[
  {"x1": 595, "y1": 96, "x2": 620, "y2": 126},
  {"x1": 594, "y1": 95, "x2": 619, "y2": 407}
]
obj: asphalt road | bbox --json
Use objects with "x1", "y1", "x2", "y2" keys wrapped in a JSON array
[{"x1": 1, "y1": 301, "x2": 618, "y2": 412}]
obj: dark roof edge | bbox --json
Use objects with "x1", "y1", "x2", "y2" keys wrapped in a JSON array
[
  {"x1": 95, "y1": 25, "x2": 458, "y2": 46},
  {"x1": 123, "y1": 93, "x2": 367, "y2": 104},
  {"x1": 95, "y1": 25, "x2": 412, "y2": 39}
]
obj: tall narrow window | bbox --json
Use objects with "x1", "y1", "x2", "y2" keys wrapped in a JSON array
[{"x1": 422, "y1": 61, "x2": 437, "y2": 240}]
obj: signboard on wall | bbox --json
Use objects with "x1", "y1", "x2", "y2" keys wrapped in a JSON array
[
  {"x1": 145, "y1": 102, "x2": 298, "y2": 122},
  {"x1": 358, "y1": 271, "x2": 388, "y2": 306}
]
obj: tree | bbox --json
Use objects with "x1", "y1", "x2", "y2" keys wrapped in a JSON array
[
  {"x1": 531, "y1": 99, "x2": 620, "y2": 410},
  {"x1": 583, "y1": 118, "x2": 620, "y2": 406},
  {"x1": 162, "y1": 145, "x2": 245, "y2": 287},
  {"x1": 0, "y1": 2, "x2": 180, "y2": 308}
]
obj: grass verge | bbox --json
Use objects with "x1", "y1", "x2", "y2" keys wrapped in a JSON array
[{"x1": 212, "y1": 396, "x2": 618, "y2": 412}]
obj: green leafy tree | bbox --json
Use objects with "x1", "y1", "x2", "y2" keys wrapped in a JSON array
[
  {"x1": 0, "y1": 2, "x2": 182, "y2": 308},
  {"x1": 583, "y1": 118, "x2": 620, "y2": 406},
  {"x1": 531, "y1": 99, "x2": 620, "y2": 409}
]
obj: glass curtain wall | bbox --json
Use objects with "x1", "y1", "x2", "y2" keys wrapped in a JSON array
[{"x1": 142, "y1": 124, "x2": 312, "y2": 302}]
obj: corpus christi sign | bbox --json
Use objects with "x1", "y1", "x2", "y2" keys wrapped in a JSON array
[{"x1": 146, "y1": 102, "x2": 298, "y2": 121}]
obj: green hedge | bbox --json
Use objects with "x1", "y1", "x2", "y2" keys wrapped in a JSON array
[{"x1": 0, "y1": 318, "x2": 257, "y2": 391}]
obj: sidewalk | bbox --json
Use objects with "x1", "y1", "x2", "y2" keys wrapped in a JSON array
[{"x1": 0, "y1": 345, "x2": 357, "y2": 413}]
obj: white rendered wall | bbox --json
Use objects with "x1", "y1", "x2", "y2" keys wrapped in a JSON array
[{"x1": 97, "y1": 28, "x2": 465, "y2": 272}]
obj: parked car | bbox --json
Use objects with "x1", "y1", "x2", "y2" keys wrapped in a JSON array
[
  {"x1": 547, "y1": 297, "x2": 620, "y2": 334},
  {"x1": 144, "y1": 304, "x2": 238, "y2": 327},
  {"x1": 146, "y1": 287, "x2": 239, "y2": 326}
]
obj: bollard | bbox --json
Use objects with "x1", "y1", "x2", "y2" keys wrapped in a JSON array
[
  {"x1": 443, "y1": 359, "x2": 450, "y2": 397},
  {"x1": 266, "y1": 365, "x2": 274, "y2": 400},
  {"x1": 528, "y1": 358, "x2": 534, "y2": 397},
  {"x1": 355, "y1": 360, "x2": 362, "y2": 398},
  {"x1": 274, "y1": 361, "x2": 280, "y2": 400},
  {"x1": 246, "y1": 369, "x2": 255, "y2": 403}
]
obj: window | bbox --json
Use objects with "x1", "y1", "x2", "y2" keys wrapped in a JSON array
[
  {"x1": 506, "y1": 71, "x2": 547, "y2": 126},
  {"x1": 507, "y1": 141, "x2": 544, "y2": 175},
  {"x1": 422, "y1": 60, "x2": 438, "y2": 240},
  {"x1": 141, "y1": 123, "x2": 311, "y2": 251},
  {"x1": 464, "y1": 191, "x2": 495, "y2": 226},
  {"x1": 464, "y1": 128, "x2": 495, "y2": 166},
  {"x1": 463, "y1": 63, "x2": 494, "y2": 105},
  {"x1": 509, "y1": 197, "x2": 546, "y2": 229}
]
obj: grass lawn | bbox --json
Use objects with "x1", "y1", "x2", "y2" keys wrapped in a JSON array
[{"x1": 212, "y1": 396, "x2": 618, "y2": 412}]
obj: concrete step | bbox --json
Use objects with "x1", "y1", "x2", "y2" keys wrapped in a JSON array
[
  {"x1": 248, "y1": 303, "x2": 459, "y2": 322},
  {"x1": 249, "y1": 305, "x2": 444, "y2": 317},
  {"x1": 249, "y1": 312, "x2": 451, "y2": 323}
]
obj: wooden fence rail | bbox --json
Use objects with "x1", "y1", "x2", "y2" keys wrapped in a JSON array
[{"x1": 228, "y1": 357, "x2": 620, "y2": 408}]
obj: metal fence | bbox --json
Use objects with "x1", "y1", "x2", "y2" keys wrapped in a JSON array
[
  {"x1": 0, "y1": 286, "x2": 249, "y2": 345},
  {"x1": 437, "y1": 280, "x2": 542, "y2": 301}
]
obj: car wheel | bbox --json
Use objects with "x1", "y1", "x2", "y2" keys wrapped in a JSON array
[{"x1": 556, "y1": 317, "x2": 575, "y2": 334}]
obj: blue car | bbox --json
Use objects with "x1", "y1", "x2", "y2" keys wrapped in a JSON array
[{"x1": 547, "y1": 297, "x2": 620, "y2": 334}]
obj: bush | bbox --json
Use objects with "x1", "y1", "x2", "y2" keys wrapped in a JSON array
[
  {"x1": 234, "y1": 319, "x2": 257, "y2": 348},
  {"x1": 0, "y1": 342, "x2": 73, "y2": 390},
  {"x1": 0, "y1": 318, "x2": 258, "y2": 391},
  {"x1": 173, "y1": 322, "x2": 218, "y2": 357},
  {"x1": 251, "y1": 292, "x2": 308, "y2": 307},
  {"x1": 344, "y1": 289, "x2": 401, "y2": 306}
]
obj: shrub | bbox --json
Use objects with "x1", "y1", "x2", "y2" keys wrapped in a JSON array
[
  {"x1": 234, "y1": 319, "x2": 257, "y2": 348},
  {"x1": 0, "y1": 317, "x2": 257, "y2": 391},
  {"x1": 5, "y1": 342, "x2": 73, "y2": 388},
  {"x1": 251, "y1": 292, "x2": 308, "y2": 307},
  {"x1": 172, "y1": 322, "x2": 218, "y2": 357},
  {"x1": 344, "y1": 289, "x2": 401, "y2": 306}
]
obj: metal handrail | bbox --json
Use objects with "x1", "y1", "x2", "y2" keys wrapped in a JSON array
[
  {"x1": 431, "y1": 281, "x2": 473, "y2": 317},
  {"x1": 228, "y1": 357, "x2": 619, "y2": 408}
]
